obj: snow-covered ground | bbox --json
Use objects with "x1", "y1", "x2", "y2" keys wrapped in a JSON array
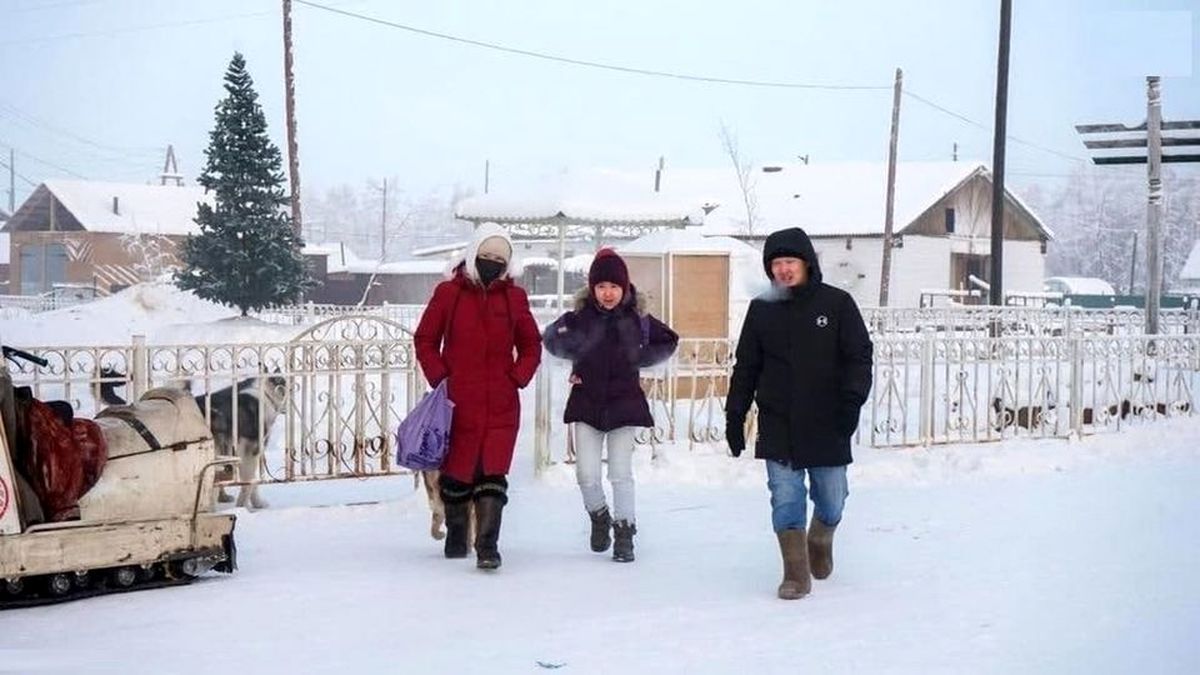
[
  {"x1": 0, "y1": 283, "x2": 323, "y2": 349},
  {"x1": 3, "y1": 419, "x2": 1198, "y2": 674}
]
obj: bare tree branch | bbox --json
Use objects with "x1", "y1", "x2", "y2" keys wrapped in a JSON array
[{"x1": 719, "y1": 122, "x2": 758, "y2": 235}]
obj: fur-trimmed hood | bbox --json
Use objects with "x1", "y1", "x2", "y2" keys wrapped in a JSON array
[
  {"x1": 443, "y1": 222, "x2": 524, "y2": 284},
  {"x1": 572, "y1": 284, "x2": 648, "y2": 315}
]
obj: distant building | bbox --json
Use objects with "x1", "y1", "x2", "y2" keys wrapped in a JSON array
[
  {"x1": 2, "y1": 180, "x2": 207, "y2": 295},
  {"x1": 455, "y1": 161, "x2": 1052, "y2": 308}
]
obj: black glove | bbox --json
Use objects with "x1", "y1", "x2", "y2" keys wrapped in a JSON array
[
  {"x1": 836, "y1": 398, "x2": 863, "y2": 437},
  {"x1": 726, "y1": 418, "x2": 745, "y2": 457}
]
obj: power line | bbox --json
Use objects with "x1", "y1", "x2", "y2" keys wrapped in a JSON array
[
  {"x1": 296, "y1": 1, "x2": 1090, "y2": 169},
  {"x1": 0, "y1": 0, "x2": 383, "y2": 47},
  {"x1": 903, "y1": 90, "x2": 1086, "y2": 164},
  {"x1": 0, "y1": 140, "x2": 87, "y2": 179},
  {"x1": 0, "y1": 9, "x2": 277, "y2": 46},
  {"x1": 10, "y1": 0, "x2": 108, "y2": 13},
  {"x1": 0, "y1": 103, "x2": 161, "y2": 156},
  {"x1": 0, "y1": 160, "x2": 40, "y2": 188},
  {"x1": 294, "y1": 0, "x2": 891, "y2": 91}
]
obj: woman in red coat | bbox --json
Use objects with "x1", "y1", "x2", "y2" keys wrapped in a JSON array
[{"x1": 413, "y1": 223, "x2": 542, "y2": 570}]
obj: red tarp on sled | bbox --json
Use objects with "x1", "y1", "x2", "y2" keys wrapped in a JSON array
[{"x1": 21, "y1": 400, "x2": 107, "y2": 522}]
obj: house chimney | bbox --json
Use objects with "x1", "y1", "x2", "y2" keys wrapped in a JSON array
[{"x1": 112, "y1": 196, "x2": 120, "y2": 215}]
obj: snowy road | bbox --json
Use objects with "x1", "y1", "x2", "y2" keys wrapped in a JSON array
[{"x1": 3, "y1": 422, "x2": 1199, "y2": 674}]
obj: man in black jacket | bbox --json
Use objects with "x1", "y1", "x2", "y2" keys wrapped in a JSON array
[{"x1": 725, "y1": 227, "x2": 873, "y2": 600}]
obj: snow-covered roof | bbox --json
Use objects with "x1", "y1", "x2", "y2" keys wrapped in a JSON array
[
  {"x1": 620, "y1": 227, "x2": 759, "y2": 255},
  {"x1": 456, "y1": 168, "x2": 702, "y2": 225},
  {"x1": 456, "y1": 162, "x2": 1050, "y2": 240},
  {"x1": 522, "y1": 256, "x2": 560, "y2": 268},
  {"x1": 374, "y1": 260, "x2": 447, "y2": 276},
  {"x1": 41, "y1": 180, "x2": 210, "y2": 236},
  {"x1": 1180, "y1": 241, "x2": 1200, "y2": 281},
  {"x1": 410, "y1": 241, "x2": 467, "y2": 258},
  {"x1": 688, "y1": 161, "x2": 1050, "y2": 238},
  {"x1": 304, "y1": 242, "x2": 447, "y2": 276},
  {"x1": 562, "y1": 254, "x2": 593, "y2": 274},
  {"x1": 1044, "y1": 276, "x2": 1117, "y2": 295}
]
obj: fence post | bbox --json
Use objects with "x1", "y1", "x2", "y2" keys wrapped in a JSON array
[
  {"x1": 130, "y1": 334, "x2": 149, "y2": 400},
  {"x1": 919, "y1": 327, "x2": 936, "y2": 445},
  {"x1": 533, "y1": 369, "x2": 550, "y2": 476},
  {"x1": 1069, "y1": 334, "x2": 1084, "y2": 437}
]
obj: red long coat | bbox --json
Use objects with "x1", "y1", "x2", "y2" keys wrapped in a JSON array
[{"x1": 413, "y1": 271, "x2": 542, "y2": 483}]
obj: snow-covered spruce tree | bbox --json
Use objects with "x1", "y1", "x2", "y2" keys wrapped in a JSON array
[{"x1": 176, "y1": 52, "x2": 312, "y2": 315}]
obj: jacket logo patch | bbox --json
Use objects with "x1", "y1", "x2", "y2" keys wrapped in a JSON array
[{"x1": 816, "y1": 315, "x2": 829, "y2": 328}]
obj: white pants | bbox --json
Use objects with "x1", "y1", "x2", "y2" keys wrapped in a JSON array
[{"x1": 574, "y1": 423, "x2": 636, "y2": 523}]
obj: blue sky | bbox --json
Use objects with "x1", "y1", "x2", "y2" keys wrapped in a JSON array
[{"x1": 0, "y1": 0, "x2": 1196, "y2": 207}]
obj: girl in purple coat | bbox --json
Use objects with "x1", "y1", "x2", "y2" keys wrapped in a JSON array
[{"x1": 542, "y1": 249, "x2": 679, "y2": 562}]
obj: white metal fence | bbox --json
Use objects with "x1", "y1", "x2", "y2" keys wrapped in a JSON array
[
  {"x1": 0, "y1": 294, "x2": 88, "y2": 318},
  {"x1": 7, "y1": 310, "x2": 1198, "y2": 484},
  {"x1": 5, "y1": 316, "x2": 426, "y2": 487},
  {"x1": 861, "y1": 305, "x2": 1200, "y2": 337}
]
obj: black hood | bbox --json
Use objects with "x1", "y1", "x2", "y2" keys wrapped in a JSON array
[{"x1": 762, "y1": 227, "x2": 823, "y2": 284}]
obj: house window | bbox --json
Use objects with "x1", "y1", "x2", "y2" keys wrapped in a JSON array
[
  {"x1": 945, "y1": 208, "x2": 956, "y2": 234},
  {"x1": 19, "y1": 243, "x2": 68, "y2": 295}
]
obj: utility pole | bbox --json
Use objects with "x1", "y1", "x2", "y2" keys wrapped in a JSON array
[
  {"x1": 283, "y1": 0, "x2": 303, "y2": 238},
  {"x1": 1129, "y1": 230, "x2": 1139, "y2": 295},
  {"x1": 1145, "y1": 76, "x2": 1164, "y2": 335},
  {"x1": 879, "y1": 67, "x2": 903, "y2": 307},
  {"x1": 484, "y1": 160, "x2": 490, "y2": 194},
  {"x1": 1075, "y1": 78, "x2": 1200, "y2": 335},
  {"x1": 989, "y1": 0, "x2": 1013, "y2": 307},
  {"x1": 380, "y1": 177, "x2": 389, "y2": 261},
  {"x1": 7, "y1": 148, "x2": 13, "y2": 214}
]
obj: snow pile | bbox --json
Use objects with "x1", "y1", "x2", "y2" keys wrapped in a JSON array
[
  {"x1": 152, "y1": 315, "x2": 303, "y2": 345},
  {"x1": 0, "y1": 282, "x2": 240, "y2": 347},
  {"x1": 0, "y1": 282, "x2": 312, "y2": 346}
]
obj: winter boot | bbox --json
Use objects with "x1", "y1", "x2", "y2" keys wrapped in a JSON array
[
  {"x1": 589, "y1": 507, "x2": 613, "y2": 553},
  {"x1": 776, "y1": 529, "x2": 811, "y2": 600},
  {"x1": 612, "y1": 520, "x2": 636, "y2": 563},
  {"x1": 440, "y1": 478, "x2": 474, "y2": 559},
  {"x1": 808, "y1": 518, "x2": 838, "y2": 580},
  {"x1": 442, "y1": 500, "x2": 471, "y2": 559},
  {"x1": 473, "y1": 477, "x2": 508, "y2": 570}
]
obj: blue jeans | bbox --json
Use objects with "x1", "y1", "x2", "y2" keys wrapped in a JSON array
[
  {"x1": 574, "y1": 423, "x2": 636, "y2": 523},
  {"x1": 765, "y1": 461, "x2": 849, "y2": 533}
]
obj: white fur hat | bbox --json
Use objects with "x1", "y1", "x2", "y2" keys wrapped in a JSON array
[{"x1": 445, "y1": 222, "x2": 523, "y2": 282}]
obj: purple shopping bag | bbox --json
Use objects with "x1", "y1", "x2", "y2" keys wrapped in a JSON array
[{"x1": 395, "y1": 380, "x2": 454, "y2": 471}]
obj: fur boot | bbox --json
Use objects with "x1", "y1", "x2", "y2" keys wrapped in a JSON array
[
  {"x1": 776, "y1": 529, "x2": 811, "y2": 600},
  {"x1": 589, "y1": 507, "x2": 613, "y2": 553},
  {"x1": 612, "y1": 520, "x2": 636, "y2": 563},
  {"x1": 808, "y1": 518, "x2": 837, "y2": 580}
]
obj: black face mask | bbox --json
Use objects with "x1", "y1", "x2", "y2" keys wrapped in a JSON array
[{"x1": 475, "y1": 257, "x2": 506, "y2": 286}]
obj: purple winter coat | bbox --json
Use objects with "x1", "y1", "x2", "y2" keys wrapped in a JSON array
[{"x1": 542, "y1": 286, "x2": 679, "y2": 432}]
